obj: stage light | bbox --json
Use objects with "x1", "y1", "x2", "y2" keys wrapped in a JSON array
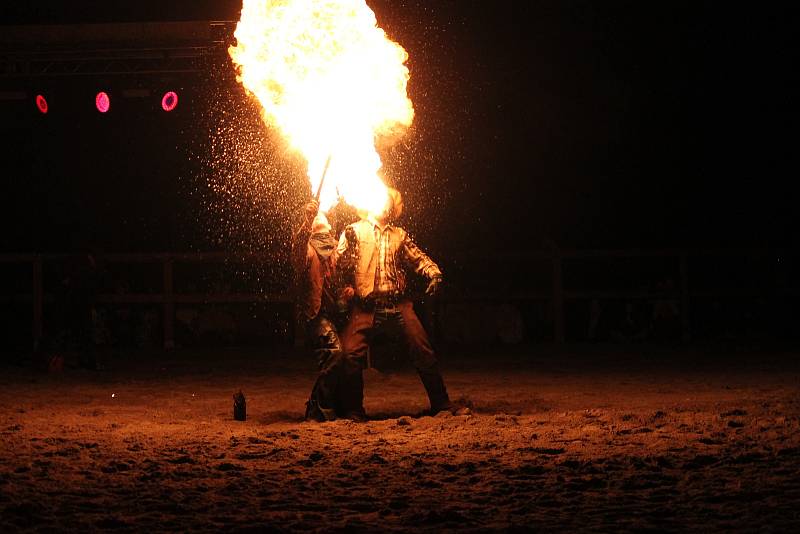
[
  {"x1": 95, "y1": 91, "x2": 110, "y2": 113},
  {"x1": 161, "y1": 91, "x2": 178, "y2": 112},
  {"x1": 35, "y1": 94, "x2": 48, "y2": 114}
]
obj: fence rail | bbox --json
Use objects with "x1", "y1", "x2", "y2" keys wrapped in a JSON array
[{"x1": 1, "y1": 249, "x2": 796, "y2": 350}]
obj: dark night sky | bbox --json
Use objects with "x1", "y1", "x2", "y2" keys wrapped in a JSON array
[{"x1": 1, "y1": 1, "x2": 796, "y2": 258}]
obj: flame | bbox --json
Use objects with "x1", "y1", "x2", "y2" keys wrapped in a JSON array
[{"x1": 229, "y1": 0, "x2": 414, "y2": 214}]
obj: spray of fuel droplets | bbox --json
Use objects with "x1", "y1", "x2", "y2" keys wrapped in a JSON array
[
  {"x1": 186, "y1": 2, "x2": 471, "y2": 296},
  {"x1": 183, "y1": 59, "x2": 301, "y2": 304}
]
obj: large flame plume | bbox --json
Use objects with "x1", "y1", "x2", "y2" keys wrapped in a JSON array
[{"x1": 229, "y1": 0, "x2": 415, "y2": 215}]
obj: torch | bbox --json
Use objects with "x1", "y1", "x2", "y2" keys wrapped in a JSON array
[{"x1": 314, "y1": 154, "x2": 332, "y2": 202}]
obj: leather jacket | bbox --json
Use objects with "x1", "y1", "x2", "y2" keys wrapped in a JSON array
[{"x1": 336, "y1": 218, "x2": 442, "y2": 299}]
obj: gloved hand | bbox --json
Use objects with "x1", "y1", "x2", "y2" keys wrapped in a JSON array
[
  {"x1": 345, "y1": 226, "x2": 357, "y2": 244},
  {"x1": 303, "y1": 200, "x2": 319, "y2": 225},
  {"x1": 425, "y1": 275, "x2": 443, "y2": 297},
  {"x1": 338, "y1": 286, "x2": 355, "y2": 302},
  {"x1": 336, "y1": 286, "x2": 355, "y2": 313}
]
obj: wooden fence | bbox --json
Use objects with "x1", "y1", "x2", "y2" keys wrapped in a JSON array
[{"x1": 0, "y1": 249, "x2": 796, "y2": 350}]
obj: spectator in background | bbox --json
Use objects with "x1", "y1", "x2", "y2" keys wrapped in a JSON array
[
  {"x1": 496, "y1": 300, "x2": 524, "y2": 344},
  {"x1": 587, "y1": 299, "x2": 603, "y2": 342},
  {"x1": 610, "y1": 300, "x2": 650, "y2": 343},
  {"x1": 652, "y1": 278, "x2": 681, "y2": 343},
  {"x1": 59, "y1": 250, "x2": 108, "y2": 369}
]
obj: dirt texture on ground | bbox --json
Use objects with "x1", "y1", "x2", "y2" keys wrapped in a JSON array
[{"x1": 1, "y1": 345, "x2": 799, "y2": 532}]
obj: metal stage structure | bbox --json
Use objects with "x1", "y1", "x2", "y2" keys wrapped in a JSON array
[{"x1": 0, "y1": 21, "x2": 236, "y2": 80}]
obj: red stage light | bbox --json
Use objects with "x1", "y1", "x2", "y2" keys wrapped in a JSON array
[
  {"x1": 35, "y1": 94, "x2": 48, "y2": 114},
  {"x1": 161, "y1": 91, "x2": 178, "y2": 112},
  {"x1": 95, "y1": 91, "x2": 110, "y2": 113}
]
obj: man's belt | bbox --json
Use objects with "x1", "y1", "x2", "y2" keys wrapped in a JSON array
[{"x1": 361, "y1": 293, "x2": 402, "y2": 311}]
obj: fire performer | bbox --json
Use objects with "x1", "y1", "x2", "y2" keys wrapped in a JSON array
[
  {"x1": 291, "y1": 199, "x2": 357, "y2": 422},
  {"x1": 337, "y1": 188, "x2": 470, "y2": 418}
]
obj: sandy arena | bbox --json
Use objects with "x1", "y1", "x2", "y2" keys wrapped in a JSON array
[{"x1": 1, "y1": 345, "x2": 799, "y2": 532}]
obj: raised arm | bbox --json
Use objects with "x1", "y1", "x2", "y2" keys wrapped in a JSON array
[
  {"x1": 291, "y1": 201, "x2": 318, "y2": 274},
  {"x1": 401, "y1": 232, "x2": 442, "y2": 295}
]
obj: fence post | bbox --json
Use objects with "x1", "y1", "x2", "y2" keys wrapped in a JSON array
[
  {"x1": 552, "y1": 254, "x2": 565, "y2": 343},
  {"x1": 32, "y1": 255, "x2": 43, "y2": 352},
  {"x1": 163, "y1": 257, "x2": 175, "y2": 349},
  {"x1": 294, "y1": 305, "x2": 304, "y2": 348},
  {"x1": 680, "y1": 252, "x2": 690, "y2": 342}
]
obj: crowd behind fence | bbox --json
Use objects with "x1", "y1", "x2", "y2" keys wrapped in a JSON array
[{"x1": 0, "y1": 249, "x2": 797, "y2": 353}]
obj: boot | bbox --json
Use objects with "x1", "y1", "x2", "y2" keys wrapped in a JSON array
[
  {"x1": 337, "y1": 369, "x2": 366, "y2": 421},
  {"x1": 419, "y1": 366, "x2": 451, "y2": 412},
  {"x1": 305, "y1": 380, "x2": 337, "y2": 422},
  {"x1": 419, "y1": 366, "x2": 471, "y2": 416}
]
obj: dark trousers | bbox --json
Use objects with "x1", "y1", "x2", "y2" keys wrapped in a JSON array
[
  {"x1": 340, "y1": 300, "x2": 451, "y2": 411},
  {"x1": 304, "y1": 314, "x2": 359, "y2": 420}
]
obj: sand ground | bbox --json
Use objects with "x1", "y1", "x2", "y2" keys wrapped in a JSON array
[{"x1": 1, "y1": 344, "x2": 799, "y2": 532}]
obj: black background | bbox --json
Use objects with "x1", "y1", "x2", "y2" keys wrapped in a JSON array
[{"x1": 1, "y1": 1, "x2": 796, "y2": 259}]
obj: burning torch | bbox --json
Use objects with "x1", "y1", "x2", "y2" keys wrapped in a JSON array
[{"x1": 314, "y1": 154, "x2": 332, "y2": 203}]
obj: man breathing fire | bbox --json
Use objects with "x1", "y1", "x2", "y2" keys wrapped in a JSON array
[
  {"x1": 335, "y1": 188, "x2": 470, "y2": 418},
  {"x1": 232, "y1": 1, "x2": 465, "y2": 419}
]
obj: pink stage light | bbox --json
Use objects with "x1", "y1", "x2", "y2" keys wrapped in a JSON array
[
  {"x1": 35, "y1": 94, "x2": 48, "y2": 114},
  {"x1": 161, "y1": 91, "x2": 178, "y2": 112},
  {"x1": 95, "y1": 91, "x2": 110, "y2": 113}
]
